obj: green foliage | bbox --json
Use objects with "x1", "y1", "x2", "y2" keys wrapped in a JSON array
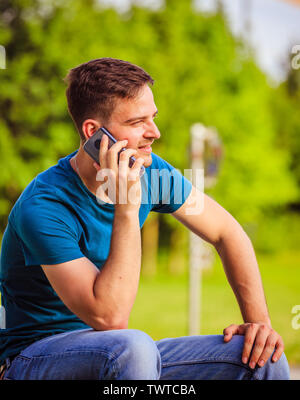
[
  {"x1": 0, "y1": 0, "x2": 299, "y2": 241},
  {"x1": 250, "y1": 211, "x2": 300, "y2": 254},
  {"x1": 270, "y1": 65, "x2": 300, "y2": 198}
]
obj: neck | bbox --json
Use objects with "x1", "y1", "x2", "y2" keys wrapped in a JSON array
[
  {"x1": 71, "y1": 146, "x2": 98, "y2": 195},
  {"x1": 70, "y1": 146, "x2": 114, "y2": 204}
]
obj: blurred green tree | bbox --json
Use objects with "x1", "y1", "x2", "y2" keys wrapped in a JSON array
[
  {"x1": 271, "y1": 62, "x2": 300, "y2": 206},
  {"x1": 0, "y1": 0, "x2": 298, "y2": 273}
]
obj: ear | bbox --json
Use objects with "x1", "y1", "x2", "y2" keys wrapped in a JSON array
[{"x1": 81, "y1": 119, "x2": 101, "y2": 141}]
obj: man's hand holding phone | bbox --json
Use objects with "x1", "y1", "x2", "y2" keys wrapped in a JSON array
[{"x1": 93, "y1": 134, "x2": 145, "y2": 213}]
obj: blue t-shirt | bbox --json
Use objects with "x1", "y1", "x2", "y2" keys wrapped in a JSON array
[{"x1": 0, "y1": 150, "x2": 192, "y2": 364}]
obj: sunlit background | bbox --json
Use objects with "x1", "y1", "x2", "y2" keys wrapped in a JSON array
[{"x1": 0, "y1": 0, "x2": 299, "y2": 373}]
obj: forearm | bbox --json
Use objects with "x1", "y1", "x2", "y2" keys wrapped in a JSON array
[
  {"x1": 93, "y1": 210, "x2": 141, "y2": 329},
  {"x1": 215, "y1": 222, "x2": 271, "y2": 326}
]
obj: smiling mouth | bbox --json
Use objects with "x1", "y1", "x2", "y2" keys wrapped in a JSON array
[
  {"x1": 138, "y1": 145, "x2": 152, "y2": 154},
  {"x1": 138, "y1": 141, "x2": 153, "y2": 152}
]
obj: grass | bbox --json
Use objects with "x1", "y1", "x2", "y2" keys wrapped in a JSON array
[{"x1": 128, "y1": 249, "x2": 300, "y2": 365}]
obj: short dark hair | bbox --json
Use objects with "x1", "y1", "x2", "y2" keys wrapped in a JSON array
[{"x1": 64, "y1": 58, "x2": 154, "y2": 141}]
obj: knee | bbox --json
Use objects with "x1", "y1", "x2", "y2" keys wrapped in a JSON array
[
  {"x1": 255, "y1": 352, "x2": 290, "y2": 380},
  {"x1": 231, "y1": 336, "x2": 290, "y2": 380},
  {"x1": 225, "y1": 335, "x2": 290, "y2": 380},
  {"x1": 113, "y1": 329, "x2": 161, "y2": 380}
]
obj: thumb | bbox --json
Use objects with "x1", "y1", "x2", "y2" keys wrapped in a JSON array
[{"x1": 223, "y1": 324, "x2": 239, "y2": 342}]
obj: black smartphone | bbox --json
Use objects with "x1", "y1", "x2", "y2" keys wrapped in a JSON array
[{"x1": 83, "y1": 127, "x2": 145, "y2": 176}]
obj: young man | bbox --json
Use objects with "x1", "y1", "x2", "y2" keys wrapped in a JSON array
[{"x1": 0, "y1": 58, "x2": 289, "y2": 380}]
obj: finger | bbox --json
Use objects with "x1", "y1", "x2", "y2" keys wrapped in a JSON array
[
  {"x1": 118, "y1": 150, "x2": 139, "y2": 198},
  {"x1": 242, "y1": 324, "x2": 259, "y2": 365},
  {"x1": 99, "y1": 134, "x2": 109, "y2": 169},
  {"x1": 107, "y1": 140, "x2": 129, "y2": 169},
  {"x1": 118, "y1": 149, "x2": 138, "y2": 174},
  {"x1": 248, "y1": 326, "x2": 270, "y2": 369},
  {"x1": 257, "y1": 332, "x2": 280, "y2": 367},
  {"x1": 128, "y1": 158, "x2": 145, "y2": 183},
  {"x1": 271, "y1": 339, "x2": 284, "y2": 363},
  {"x1": 223, "y1": 324, "x2": 239, "y2": 342},
  {"x1": 130, "y1": 157, "x2": 145, "y2": 174}
]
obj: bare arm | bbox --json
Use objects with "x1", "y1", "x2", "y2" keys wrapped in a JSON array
[
  {"x1": 172, "y1": 186, "x2": 270, "y2": 323},
  {"x1": 42, "y1": 209, "x2": 141, "y2": 331},
  {"x1": 214, "y1": 221, "x2": 270, "y2": 325},
  {"x1": 42, "y1": 135, "x2": 145, "y2": 331},
  {"x1": 172, "y1": 186, "x2": 284, "y2": 367}
]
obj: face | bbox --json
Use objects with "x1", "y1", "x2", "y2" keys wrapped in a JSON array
[{"x1": 104, "y1": 84, "x2": 161, "y2": 168}]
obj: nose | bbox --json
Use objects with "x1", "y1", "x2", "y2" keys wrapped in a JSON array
[{"x1": 144, "y1": 120, "x2": 161, "y2": 140}]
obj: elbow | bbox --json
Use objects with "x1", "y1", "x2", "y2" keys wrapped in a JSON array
[
  {"x1": 92, "y1": 315, "x2": 128, "y2": 331},
  {"x1": 111, "y1": 321, "x2": 128, "y2": 330},
  {"x1": 104, "y1": 320, "x2": 128, "y2": 331}
]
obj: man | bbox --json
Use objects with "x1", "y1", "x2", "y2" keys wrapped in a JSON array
[{"x1": 0, "y1": 58, "x2": 289, "y2": 380}]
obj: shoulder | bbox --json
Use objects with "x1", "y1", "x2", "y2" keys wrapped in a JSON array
[
  {"x1": 10, "y1": 151, "x2": 77, "y2": 216},
  {"x1": 149, "y1": 152, "x2": 177, "y2": 171},
  {"x1": 9, "y1": 154, "x2": 78, "y2": 231}
]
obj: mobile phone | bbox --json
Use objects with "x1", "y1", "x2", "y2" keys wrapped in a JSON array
[{"x1": 83, "y1": 127, "x2": 145, "y2": 176}]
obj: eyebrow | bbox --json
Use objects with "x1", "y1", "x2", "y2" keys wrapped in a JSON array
[{"x1": 124, "y1": 110, "x2": 158, "y2": 124}]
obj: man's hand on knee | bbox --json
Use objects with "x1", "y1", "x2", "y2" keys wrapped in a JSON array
[{"x1": 223, "y1": 323, "x2": 284, "y2": 369}]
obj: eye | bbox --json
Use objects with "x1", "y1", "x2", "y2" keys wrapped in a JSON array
[{"x1": 131, "y1": 120, "x2": 143, "y2": 126}]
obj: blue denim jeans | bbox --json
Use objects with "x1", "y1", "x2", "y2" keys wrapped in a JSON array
[{"x1": 3, "y1": 328, "x2": 290, "y2": 380}]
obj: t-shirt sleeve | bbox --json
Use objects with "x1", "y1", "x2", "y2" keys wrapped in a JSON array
[
  {"x1": 14, "y1": 196, "x2": 84, "y2": 266},
  {"x1": 149, "y1": 154, "x2": 193, "y2": 214}
]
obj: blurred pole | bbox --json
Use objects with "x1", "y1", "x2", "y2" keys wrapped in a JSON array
[
  {"x1": 141, "y1": 213, "x2": 159, "y2": 277},
  {"x1": 188, "y1": 124, "x2": 206, "y2": 336},
  {"x1": 241, "y1": 0, "x2": 252, "y2": 39},
  {"x1": 188, "y1": 123, "x2": 223, "y2": 336}
]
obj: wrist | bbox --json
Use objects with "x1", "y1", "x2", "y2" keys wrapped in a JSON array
[
  {"x1": 244, "y1": 319, "x2": 272, "y2": 328},
  {"x1": 114, "y1": 206, "x2": 140, "y2": 219}
]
